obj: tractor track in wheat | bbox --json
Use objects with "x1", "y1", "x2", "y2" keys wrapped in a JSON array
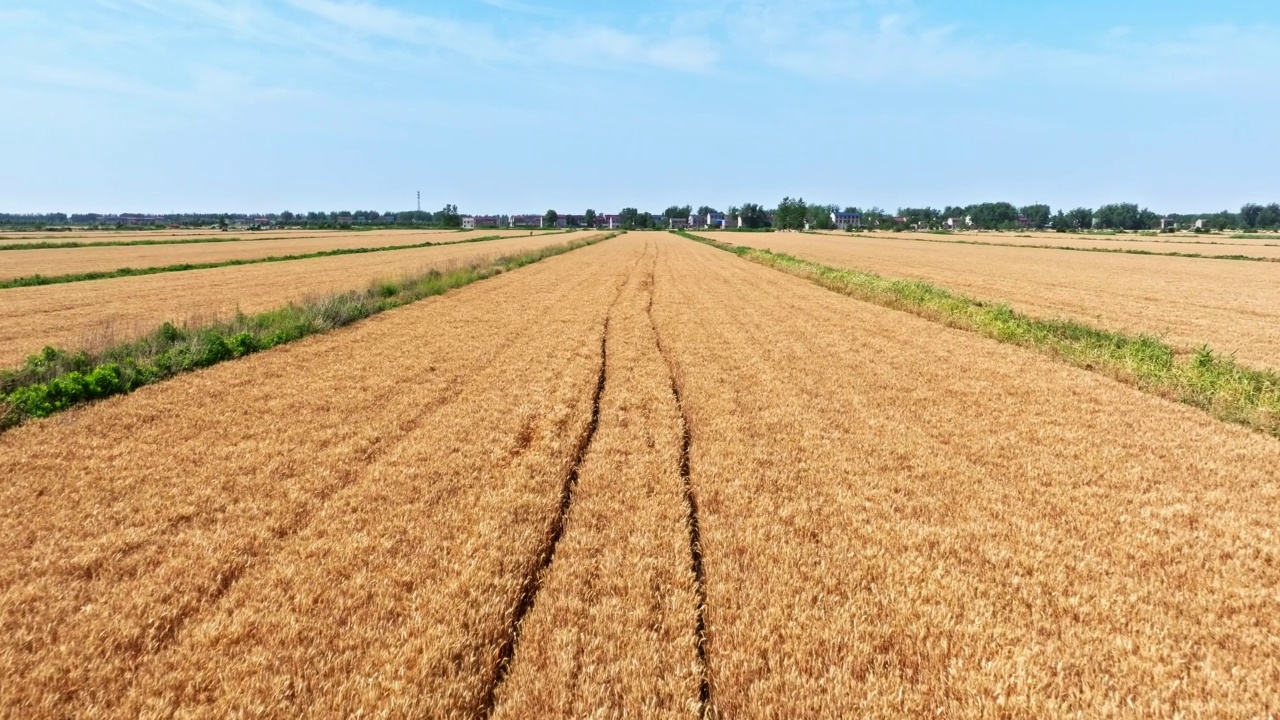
[{"x1": 647, "y1": 248, "x2": 713, "y2": 716}]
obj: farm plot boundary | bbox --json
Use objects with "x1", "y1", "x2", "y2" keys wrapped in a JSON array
[
  {"x1": 0, "y1": 233, "x2": 620, "y2": 431},
  {"x1": 679, "y1": 231, "x2": 1280, "y2": 437},
  {"x1": 0, "y1": 231, "x2": 573, "y2": 288},
  {"x1": 0, "y1": 230, "x2": 468, "y2": 251},
  {"x1": 806, "y1": 231, "x2": 1280, "y2": 263}
]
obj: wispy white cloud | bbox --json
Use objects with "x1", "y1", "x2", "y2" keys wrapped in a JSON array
[
  {"x1": 35, "y1": 0, "x2": 1280, "y2": 102},
  {"x1": 539, "y1": 26, "x2": 718, "y2": 73},
  {"x1": 476, "y1": 0, "x2": 557, "y2": 17}
]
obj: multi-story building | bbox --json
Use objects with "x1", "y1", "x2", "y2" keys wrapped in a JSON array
[{"x1": 830, "y1": 211, "x2": 861, "y2": 230}]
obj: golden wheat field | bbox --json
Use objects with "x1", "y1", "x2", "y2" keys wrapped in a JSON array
[
  {"x1": 711, "y1": 231, "x2": 1280, "y2": 370},
  {"x1": 0, "y1": 232, "x2": 603, "y2": 368},
  {"x1": 0, "y1": 227, "x2": 459, "y2": 244},
  {"x1": 2, "y1": 232, "x2": 1279, "y2": 718},
  {"x1": 0, "y1": 229, "x2": 552, "y2": 280},
  {"x1": 820, "y1": 230, "x2": 1280, "y2": 259}
]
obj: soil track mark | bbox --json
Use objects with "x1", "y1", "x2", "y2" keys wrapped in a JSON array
[
  {"x1": 481, "y1": 318, "x2": 611, "y2": 716},
  {"x1": 646, "y1": 249, "x2": 713, "y2": 716}
]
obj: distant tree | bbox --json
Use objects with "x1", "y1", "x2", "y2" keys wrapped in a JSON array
[
  {"x1": 1207, "y1": 210, "x2": 1234, "y2": 231},
  {"x1": 1241, "y1": 203, "x2": 1264, "y2": 229},
  {"x1": 437, "y1": 204, "x2": 462, "y2": 228},
  {"x1": 803, "y1": 202, "x2": 838, "y2": 230},
  {"x1": 280, "y1": 210, "x2": 295, "y2": 225},
  {"x1": 1094, "y1": 203, "x2": 1157, "y2": 231},
  {"x1": 218, "y1": 215, "x2": 228, "y2": 230},
  {"x1": 1065, "y1": 207, "x2": 1094, "y2": 229},
  {"x1": 1020, "y1": 204, "x2": 1052, "y2": 229},
  {"x1": 966, "y1": 202, "x2": 1020, "y2": 230},
  {"x1": 638, "y1": 212, "x2": 656, "y2": 229},
  {"x1": 775, "y1": 197, "x2": 808, "y2": 230},
  {"x1": 1258, "y1": 203, "x2": 1280, "y2": 229},
  {"x1": 738, "y1": 203, "x2": 770, "y2": 229},
  {"x1": 696, "y1": 206, "x2": 718, "y2": 217},
  {"x1": 899, "y1": 207, "x2": 942, "y2": 228},
  {"x1": 584, "y1": 209, "x2": 597, "y2": 227},
  {"x1": 619, "y1": 207, "x2": 640, "y2": 229},
  {"x1": 543, "y1": 209, "x2": 559, "y2": 227}
]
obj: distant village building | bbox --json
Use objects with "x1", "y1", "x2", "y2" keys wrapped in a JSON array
[
  {"x1": 463, "y1": 216, "x2": 500, "y2": 230},
  {"x1": 707, "y1": 212, "x2": 728, "y2": 228},
  {"x1": 687, "y1": 214, "x2": 707, "y2": 229},
  {"x1": 114, "y1": 214, "x2": 163, "y2": 226},
  {"x1": 1160, "y1": 218, "x2": 1177, "y2": 230},
  {"x1": 669, "y1": 217, "x2": 689, "y2": 229},
  {"x1": 944, "y1": 216, "x2": 973, "y2": 230},
  {"x1": 1194, "y1": 219, "x2": 1206, "y2": 229},
  {"x1": 511, "y1": 215, "x2": 542, "y2": 228},
  {"x1": 830, "y1": 211, "x2": 861, "y2": 230},
  {"x1": 600, "y1": 214, "x2": 622, "y2": 229}
]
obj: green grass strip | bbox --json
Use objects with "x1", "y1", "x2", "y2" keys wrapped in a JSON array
[
  {"x1": 678, "y1": 230, "x2": 1280, "y2": 437},
  {"x1": 0, "y1": 232, "x2": 619, "y2": 431},
  {"x1": 0, "y1": 231, "x2": 572, "y2": 289},
  {"x1": 805, "y1": 231, "x2": 1280, "y2": 261}
]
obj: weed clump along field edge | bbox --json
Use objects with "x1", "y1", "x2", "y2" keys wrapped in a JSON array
[
  {"x1": 0, "y1": 233, "x2": 618, "y2": 430},
  {"x1": 677, "y1": 230, "x2": 1280, "y2": 436}
]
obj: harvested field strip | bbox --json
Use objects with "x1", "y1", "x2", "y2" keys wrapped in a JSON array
[
  {"x1": 0, "y1": 233, "x2": 618, "y2": 431},
  {"x1": 808, "y1": 231, "x2": 1280, "y2": 262},
  {"x1": 0, "y1": 231, "x2": 460, "y2": 251},
  {"x1": 889, "y1": 230, "x2": 1280, "y2": 248},
  {"x1": 490, "y1": 236, "x2": 704, "y2": 718},
  {"x1": 682, "y1": 231, "x2": 1280, "y2": 436},
  {"x1": 649, "y1": 234, "x2": 1280, "y2": 716},
  {"x1": 0, "y1": 237, "x2": 645, "y2": 716},
  {"x1": 705, "y1": 230, "x2": 1280, "y2": 371},
  {"x1": 0, "y1": 230, "x2": 569, "y2": 287},
  {"x1": 0, "y1": 229, "x2": 555, "y2": 280},
  {"x1": 0, "y1": 232, "x2": 605, "y2": 368}
]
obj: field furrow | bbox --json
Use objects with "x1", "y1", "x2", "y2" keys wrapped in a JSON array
[
  {"x1": 650, "y1": 233, "x2": 1280, "y2": 717},
  {"x1": 490, "y1": 238, "x2": 705, "y2": 718},
  {"x1": 0, "y1": 235, "x2": 637, "y2": 717},
  {"x1": 709, "y1": 231, "x2": 1280, "y2": 369},
  {"x1": 0, "y1": 231, "x2": 605, "y2": 368}
]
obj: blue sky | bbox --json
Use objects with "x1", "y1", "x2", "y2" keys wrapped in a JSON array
[{"x1": 2, "y1": 0, "x2": 1277, "y2": 214}]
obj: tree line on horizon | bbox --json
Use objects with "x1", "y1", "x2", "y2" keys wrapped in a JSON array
[{"x1": 3, "y1": 201, "x2": 1279, "y2": 232}]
